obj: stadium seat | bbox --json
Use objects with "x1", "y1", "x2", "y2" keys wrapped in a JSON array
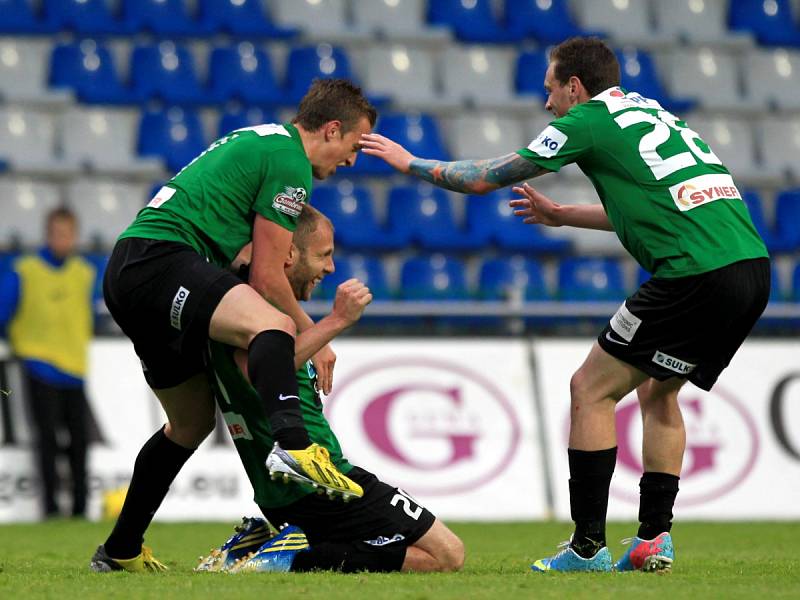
[
  {"x1": 66, "y1": 180, "x2": 148, "y2": 250},
  {"x1": 42, "y1": 0, "x2": 126, "y2": 35},
  {"x1": 362, "y1": 45, "x2": 438, "y2": 106},
  {"x1": 743, "y1": 49, "x2": 800, "y2": 110},
  {"x1": 479, "y1": 256, "x2": 549, "y2": 301},
  {"x1": 729, "y1": 0, "x2": 800, "y2": 47},
  {"x1": 130, "y1": 42, "x2": 208, "y2": 105},
  {"x1": 0, "y1": 179, "x2": 61, "y2": 248},
  {"x1": 516, "y1": 49, "x2": 549, "y2": 100},
  {"x1": 218, "y1": 106, "x2": 279, "y2": 138},
  {"x1": 0, "y1": 38, "x2": 64, "y2": 103},
  {"x1": 137, "y1": 107, "x2": 207, "y2": 174},
  {"x1": 208, "y1": 43, "x2": 284, "y2": 105},
  {"x1": 616, "y1": 48, "x2": 693, "y2": 114},
  {"x1": 557, "y1": 257, "x2": 626, "y2": 302},
  {"x1": 374, "y1": 113, "x2": 450, "y2": 161},
  {"x1": 446, "y1": 113, "x2": 527, "y2": 161},
  {"x1": 386, "y1": 184, "x2": 480, "y2": 251},
  {"x1": 351, "y1": 0, "x2": 439, "y2": 38},
  {"x1": 742, "y1": 190, "x2": 781, "y2": 252},
  {"x1": 441, "y1": 46, "x2": 517, "y2": 105},
  {"x1": 198, "y1": 0, "x2": 295, "y2": 37},
  {"x1": 122, "y1": 0, "x2": 210, "y2": 37},
  {"x1": 687, "y1": 115, "x2": 761, "y2": 181},
  {"x1": 652, "y1": 0, "x2": 734, "y2": 44},
  {"x1": 466, "y1": 190, "x2": 571, "y2": 254},
  {"x1": 663, "y1": 48, "x2": 750, "y2": 111},
  {"x1": 0, "y1": 108, "x2": 57, "y2": 170},
  {"x1": 50, "y1": 40, "x2": 135, "y2": 104},
  {"x1": 284, "y1": 44, "x2": 354, "y2": 104},
  {"x1": 427, "y1": 0, "x2": 513, "y2": 43},
  {"x1": 760, "y1": 116, "x2": 800, "y2": 180},
  {"x1": 571, "y1": 0, "x2": 654, "y2": 43},
  {"x1": 317, "y1": 254, "x2": 391, "y2": 300},
  {"x1": 773, "y1": 189, "x2": 800, "y2": 253},
  {"x1": 399, "y1": 254, "x2": 469, "y2": 300},
  {"x1": 271, "y1": 0, "x2": 348, "y2": 37},
  {"x1": 504, "y1": 0, "x2": 597, "y2": 44},
  {"x1": 62, "y1": 107, "x2": 161, "y2": 175},
  {"x1": 311, "y1": 180, "x2": 407, "y2": 251},
  {"x1": 0, "y1": 0, "x2": 55, "y2": 33},
  {"x1": 793, "y1": 262, "x2": 800, "y2": 301}
]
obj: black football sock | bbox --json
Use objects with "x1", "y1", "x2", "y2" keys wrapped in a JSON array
[
  {"x1": 247, "y1": 330, "x2": 309, "y2": 450},
  {"x1": 637, "y1": 472, "x2": 679, "y2": 540},
  {"x1": 291, "y1": 541, "x2": 405, "y2": 573},
  {"x1": 568, "y1": 447, "x2": 617, "y2": 558},
  {"x1": 104, "y1": 426, "x2": 194, "y2": 559}
]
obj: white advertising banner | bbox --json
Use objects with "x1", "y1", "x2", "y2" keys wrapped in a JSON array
[
  {"x1": 534, "y1": 339, "x2": 800, "y2": 520},
  {"x1": 324, "y1": 339, "x2": 547, "y2": 521}
]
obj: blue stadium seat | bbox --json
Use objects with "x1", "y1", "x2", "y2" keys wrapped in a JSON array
[
  {"x1": 516, "y1": 49, "x2": 549, "y2": 99},
  {"x1": 311, "y1": 181, "x2": 407, "y2": 251},
  {"x1": 50, "y1": 40, "x2": 135, "y2": 104},
  {"x1": 427, "y1": 0, "x2": 514, "y2": 43},
  {"x1": 137, "y1": 107, "x2": 206, "y2": 173},
  {"x1": 42, "y1": 0, "x2": 126, "y2": 35},
  {"x1": 122, "y1": 0, "x2": 210, "y2": 36},
  {"x1": 209, "y1": 43, "x2": 284, "y2": 105},
  {"x1": 773, "y1": 189, "x2": 800, "y2": 253},
  {"x1": 83, "y1": 252, "x2": 109, "y2": 306},
  {"x1": 386, "y1": 184, "x2": 481, "y2": 251},
  {"x1": 0, "y1": 0, "x2": 55, "y2": 33},
  {"x1": 769, "y1": 264, "x2": 783, "y2": 302},
  {"x1": 743, "y1": 190, "x2": 783, "y2": 252},
  {"x1": 504, "y1": 0, "x2": 599, "y2": 44},
  {"x1": 616, "y1": 49, "x2": 694, "y2": 114},
  {"x1": 793, "y1": 262, "x2": 800, "y2": 301},
  {"x1": 400, "y1": 255, "x2": 469, "y2": 300},
  {"x1": 218, "y1": 106, "x2": 279, "y2": 137},
  {"x1": 197, "y1": 0, "x2": 295, "y2": 38},
  {"x1": 317, "y1": 254, "x2": 391, "y2": 301},
  {"x1": 130, "y1": 41, "x2": 207, "y2": 105},
  {"x1": 466, "y1": 190, "x2": 571, "y2": 254},
  {"x1": 729, "y1": 0, "x2": 800, "y2": 47},
  {"x1": 284, "y1": 45, "x2": 354, "y2": 103},
  {"x1": 558, "y1": 257, "x2": 626, "y2": 301},
  {"x1": 479, "y1": 256, "x2": 549, "y2": 301}
]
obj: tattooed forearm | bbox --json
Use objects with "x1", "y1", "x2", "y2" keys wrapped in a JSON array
[{"x1": 409, "y1": 153, "x2": 550, "y2": 194}]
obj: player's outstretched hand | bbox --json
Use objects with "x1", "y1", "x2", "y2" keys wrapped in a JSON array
[
  {"x1": 312, "y1": 344, "x2": 336, "y2": 395},
  {"x1": 359, "y1": 133, "x2": 415, "y2": 174},
  {"x1": 509, "y1": 182, "x2": 563, "y2": 227},
  {"x1": 332, "y1": 278, "x2": 373, "y2": 327}
]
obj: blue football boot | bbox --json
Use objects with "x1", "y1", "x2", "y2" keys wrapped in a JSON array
[
  {"x1": 614, "y1": 532, "x2": 674, "y2": 573},
  {"x1": 531, "y1": 539, "x2": 613, "y2": 573},
  {"x1": 229, "y1": 525, "x2": 310, "y2": 573},
  {"x1": 195, "y1": 517, "x2": 275, "y2": 572}
]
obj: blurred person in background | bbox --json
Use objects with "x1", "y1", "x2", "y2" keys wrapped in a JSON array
[
  {"x1": 0, "y1": 207, "x2": 95, "y2": 519},
  {"x1": 361, "y1": 36, "x2": 769, "y2": 574}
]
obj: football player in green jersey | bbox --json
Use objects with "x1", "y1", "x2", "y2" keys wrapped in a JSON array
[
  {"x1": 198, "y1": 205, "x2": 464, "y2": 573},
  {"x1": 91, "y1": 80, "x2": 377, "y2": 573},
  {"x1": 361, "y1": 37, "x2": 769, "y2": 573}
]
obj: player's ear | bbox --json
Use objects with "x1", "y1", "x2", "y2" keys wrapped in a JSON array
[
  {"x1": 324, "y1": 120, "x2": 342, "y2": 141},
  {"x1": 286, "y1": 243, "x2": 298, "y2": 267}
]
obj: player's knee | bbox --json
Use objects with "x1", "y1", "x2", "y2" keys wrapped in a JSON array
[
  {"x1": 569, "y1": 368, "x2": 591, "y2": 403},
  {"x1": 440, "y1": 535, "x2": 465, "y2": 572},
  {"x1": 164, "y1": 418, "x2": 214, "y2": 449}
]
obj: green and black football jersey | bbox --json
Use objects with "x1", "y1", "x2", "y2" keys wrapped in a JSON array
[
  {"x1": 206, "y1": 341, "x2": 352, "y2": 509},
  {"x1": 121, "y1": 123, "x2": 312, "y2": 267},
  {"x1": 517, "y1": 88, "x2": 768, "y2": 277}
]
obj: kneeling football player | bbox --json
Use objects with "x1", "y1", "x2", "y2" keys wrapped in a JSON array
[{"x1": 198, "y1": 206, "x2": 464, "y2": 573}]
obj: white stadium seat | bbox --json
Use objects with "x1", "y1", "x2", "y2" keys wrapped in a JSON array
[
  {"x1": 743, "y1": 48, "x2": 800, "y2": 110},
  {"x1": 445, "y1": 113, "x2": 527, "y2": 161},
  {"x1": 0, "y1": 38, "x2": 71, "y2": 106},
  {"x1": 0, "y1": 179, "x2": 62, "y2": 248},
  {"x1": 61, "y1": 107, "x2": 162, "y2": 176},
  {"x1": 652, "y1": 0, "x2": 738, "y2": 44},
  {"x1": 66, "y1": 179, "x2": 149, "y2": 250},
  {"x1": 687, "y1": 114, "x2": 765, "y2": 182},
  {"x1": 760, "y1": 116, "x2": 800, "y2": 180},
  {"x1": 440, "y1": 46, "x2": 517, "y2": 106},
  {"x1": 362, "y1": 45, "x2": 438, "y2": 106},
  {"x1": 572, "y1": 0, "x2": 655, "y2": 44},
  {"x1": 0, "y1": 108, "x2": 59, "y2": 171},
  {"x1": 271, "y1": 0, "x2": 349, "y2": 36},
  {"x1": 662, "y1": 48, "x2": 753, "y2": 111},
  {"x1": 351, "y1": 0, "x2": 427, "y2": 35}
]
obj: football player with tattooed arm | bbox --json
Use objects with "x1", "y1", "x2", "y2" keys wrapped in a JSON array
[
  {"x1": 361, "y1": 37, "x2": 769, "y2": 573},
  {"x1": 196, "y1": 206, "x2": 464, "y2": 574},
  {"x1": 91, "y1": 79, "x2": 377, "y2": 573}
]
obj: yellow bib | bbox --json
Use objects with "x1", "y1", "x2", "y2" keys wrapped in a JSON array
[{"x1": 8, "y1": 254, "x2": 95, "y2": 377}]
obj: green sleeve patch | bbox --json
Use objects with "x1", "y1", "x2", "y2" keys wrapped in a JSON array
[{"x1": 253, "y1": 149, "x2": 312, "y2": 232}]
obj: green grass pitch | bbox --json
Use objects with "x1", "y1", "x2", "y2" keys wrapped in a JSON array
[{"x1": 1, "y1": 520, "x2": 798, "y2": 599}]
